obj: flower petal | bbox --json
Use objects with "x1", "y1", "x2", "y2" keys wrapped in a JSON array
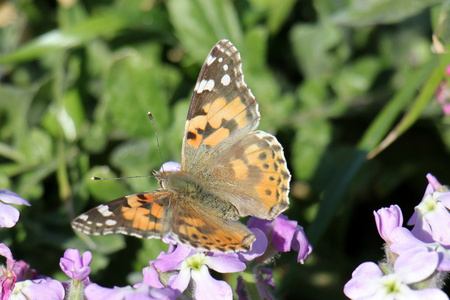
[
  {"x1": 167, "y1": 267, "x2": 191, "y2": 294},
  {"x1": 272, "y1": 215, "x2": 297, "y2": 252},
  {"x1": 0, "y1": 243, "x2": 14, "y2": 265},
  {"x1": 0, "y1": 202, "x2": 20, "y2": 228},
  {"x1": 291, "y1": 226, "x2": 312, "y2": 263},
  {"x1": 153, "y1": 246, "x2": 192, "y2": 272},
  {"x1": 159, "y1": 162, "x2": 181, "y2": 172},
  {"x1": 139, "y1": 264, "x2": 165, "y2": 288},
  {"x1": 343, "y1": 262, "x2": 383, "y2": 299},
  {"x1": 374, "y1": 205, "x2": 403, "y2": 244},
  {"x1": 205, "y1": 253, "x2": 246, "y2": 273},
  {"x1": 0, "y1": 190, "x2": 30, "y2": 206},
  {"x1": 192, "y1": 265, "x2": 232, "y2": 300},
  {"x1": 85, "y1": 284, "x2": 168, "y2": 300},
  {"x1": 394, "y1": 248, "x2": 438, "y2": 284},
  {"x1": 422, "y1": 202, "x2": 450, "y2": 246},
  {"x1": 14, "y1": 278, "x2": 65, "y2": 300},
  {"x1": 238, "y1": 228, "x2": 268, "y2": 261},
  {"x1": 413, "y1": 288, "x2": 449, "y2": 300}
]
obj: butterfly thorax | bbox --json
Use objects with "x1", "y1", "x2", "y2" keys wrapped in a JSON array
[{"x1": 156, "y1": 170, "x2": 240, "y2": 220}]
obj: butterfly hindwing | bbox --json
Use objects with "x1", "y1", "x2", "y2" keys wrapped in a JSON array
[
  {"x1": 71, "y1": 190, "x2": 173, "y2": 239},
  {"x1": 203, "y1": 130, "x2": 290, "y2": 219},
  {"x1": 170, "y1": 200, "x2": 255, "y2": 252}
]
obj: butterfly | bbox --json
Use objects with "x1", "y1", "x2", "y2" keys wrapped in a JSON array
[{"x1": 72, "y1": 40, "x2": 291, "y2": 252}]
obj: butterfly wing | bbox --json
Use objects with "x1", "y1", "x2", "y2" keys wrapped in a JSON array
[
  {"x1": 181, "y1": 40, "x2": 260, "y2": 173},
  {"x1": 180, "y1": 40, "x2": 290, "y2": 220},
  {"x1": 71, "y1": 190, "x2": 174, "y2": 239},
  {"x1": 169, "y1": 200, "x2": 255, "y2": 252},
  {"x1": 203, "y1": 130, "x2": 291, "y2": 219}
]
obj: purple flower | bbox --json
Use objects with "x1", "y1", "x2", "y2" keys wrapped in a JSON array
[
  {"x1": 0, "y1": 243, "x2": 37, "y2": 299},
  {"x1": 148, "y1": 244, "x2": 246, "y2": 300},
  {"x1": 374, "y1": 205, "x2": 403, "y2": 244},
  {"x1": 10, "y1": 278, "x2": 65, "y2": 300},
  {"x1": 59, "y1": 248, "x2": 92, "y2": 282},
  {"x1": 390, "y1": 227, "x2": 450, "y2": 271},
  {"x1": 248, "y1": 214, "x2": 312, "y2": 263},
  {"x1": 85, "y1": 284, "x2": 177, "y2": 300},
  {"x1": 0, "y1": 243, "x2": 63, "y2": 300},
  {"x1": 344, "y1": 249, "x2": 447, "y2": 299},
  {"x1": 0, "y1": 190, "x2": 30, "y2": 228},
  {"x1": 408, "y1": 174, "x2": 450, "y2": 246}
]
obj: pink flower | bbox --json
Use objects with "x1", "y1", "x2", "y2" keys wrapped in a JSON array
[
  {"x1": 59, "y1": 248, "x2": 92, "y2": 282},
  {"x1": 248, "y1": 214, "x2": 312, "y2": 263},
  {"x1": 0, "y1": 243, "x2": 63, "y2": 299},
  {"x1": 145, "y1": 245, "x2": 246, "y2": 300},
  {"x1": 344, "y1": 249, "x2": 446, "y2": 300}
]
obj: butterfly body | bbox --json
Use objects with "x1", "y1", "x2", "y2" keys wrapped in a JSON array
[
  {"x1": 158, "y1": 170, "x2": 240, "y2": 221},
  {"x1": 72, "y1": 40, "x2": 291, "y2": 252}
]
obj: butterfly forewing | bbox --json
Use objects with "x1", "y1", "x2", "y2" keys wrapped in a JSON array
[
  {"x1": 182, "y1": 40, "x2": 261, "y2": 173},
  {"x1": 71, "y1": 191, "x2": 173, "y2": 239}
]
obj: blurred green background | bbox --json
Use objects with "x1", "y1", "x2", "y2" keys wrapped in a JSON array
[{"x1": 1, "y1": 0, "x2": 450, "y2": 299}]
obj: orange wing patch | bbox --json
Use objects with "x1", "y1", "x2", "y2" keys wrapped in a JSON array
[{"x1": 186, "y1": 96, "x2": 251, "y2": 148}]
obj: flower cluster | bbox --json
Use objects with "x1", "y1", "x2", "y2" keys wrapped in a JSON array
[
  {"x1": 0, "y1": 172, "x2": 312, "y2": 299},
  {"x1": 344, "y1": 174, "x2": 450, "y2": 299},
  {"x1": 133, "y1": 213, "x2": 312, "y2": 300}
]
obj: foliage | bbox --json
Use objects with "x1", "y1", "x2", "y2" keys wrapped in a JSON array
[{"x1": 1, "y1": 0, "x2": 450, "y2": 299}]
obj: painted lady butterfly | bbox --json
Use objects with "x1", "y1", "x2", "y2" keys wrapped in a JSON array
[{"x1": 72, "y1": 40, "x2": 291, "y2": 252}]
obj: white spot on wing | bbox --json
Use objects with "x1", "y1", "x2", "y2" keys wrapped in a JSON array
[
  {"x1": 97, "y1": 204, "x2": 113, "y2": 217},
  {"x1": 206, "y1": 54, "x2": 216, "y2": 65},
  {"x1": 221, "y1": 74, "x2": 231, "y2": 86},
  {"x1": 223, "y1": 64, "x2": 228, "y2": 71},
  {"x1": 105, "y1": 219, "x2": 117, "y2": 226},
  {"x1": 219, "y1": 57, "x2": 223, "y2": 62},
  {"x1": 196, "y1": 79, "x2": 215, "y2": 93},
  {"x1": 78, "y1": 214, "x2": 89, "y2": 221}
]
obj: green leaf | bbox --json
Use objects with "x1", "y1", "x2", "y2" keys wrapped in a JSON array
[
  {"x1": 290, "y1": 23, "x2": 343, "y2": 79},
  {"x1": 167, "y1": 0, "x2": 244, "y2": 63},
  {"x1": 293, "y1": 120, "x2": 332, "y2": 180},
  {"x1": 104, "y1": 48, "x2": 170, "y2": 138},
  {"x1": 332, "y1": 0, "x2": 442, "y2": 27},
  {"x1": 331, "y1": 56, "x2": 382, "y2": 100},
  {"x1": 247, "y1": 0, "x2": 297, "y2": 34},
  {"x1": 358, "y1": 56, "x2": 440, "y2": 152},
  {"x1": 110, "y1": 139, "x2": 159, "y2": 176}
]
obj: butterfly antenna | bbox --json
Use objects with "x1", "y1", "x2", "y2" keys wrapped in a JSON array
[
  {"x1": 148, "y1": 112, "x2": 165, "y2": 171},
  {"x1": 91, "y1": 175, "x2": 154, "y2": 181}
]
